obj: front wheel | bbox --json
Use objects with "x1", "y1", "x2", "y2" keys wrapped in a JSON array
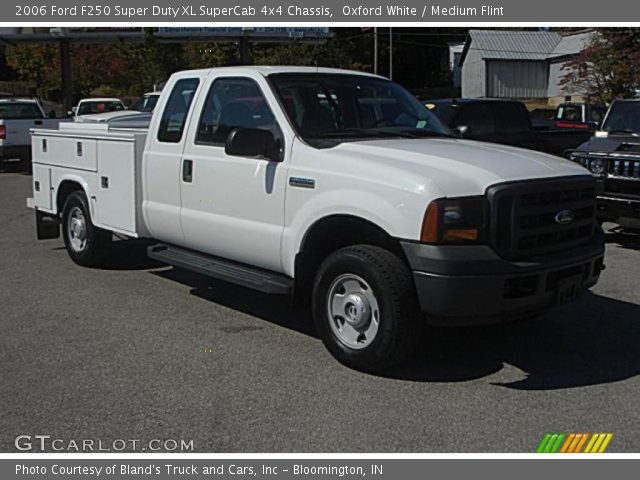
[
  {"x1": 62, "y1": 191, "x2": 111, "y2": 267},
  {"x1": 312, "y1": 245, "x2": 422, "y2": 373}
]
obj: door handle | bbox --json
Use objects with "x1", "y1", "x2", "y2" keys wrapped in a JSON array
[
  {"x1": 34, "y1": 120, "x2": 43, "y2": 126},
  {"x1": 182, "y1": 159, "x2": 193, "y2": 183}
]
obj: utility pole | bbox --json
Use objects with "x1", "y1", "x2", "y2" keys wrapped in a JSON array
[
  {"x1": 240, "y1": 27, "x2": 254, "y2": 65},
  {"x1": 59, "y1": 38, "x2": 72, "y2": 114},
  {"x1": 389, "y1": 27, "x2": 393, "y2": 80},
  {"x1": 373, "y1": 27, "x2": 378, "y2": 75}
]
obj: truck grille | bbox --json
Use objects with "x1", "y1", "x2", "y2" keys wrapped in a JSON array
[
  {"x1": 608, "y1": 159, "x2": 640, "y2": 179},
  {"x1": 578, "y1": 156, "x2": 640, "y2": 180},
  {"x1": 487, "y1": 177, "x2": 596, "y2": 260}
]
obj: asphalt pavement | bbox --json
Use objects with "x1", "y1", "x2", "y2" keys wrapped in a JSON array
[{"x1": 1, "y1": 166, "x2": 639, "y2": 452}]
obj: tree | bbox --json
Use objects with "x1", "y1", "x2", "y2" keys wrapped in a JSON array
[
  {"x1": 5, "y1": 44, "x2": 61, "y2": 98},
  {"x1": 560, "y1": 29, "x2": 640, "y2": 103}
]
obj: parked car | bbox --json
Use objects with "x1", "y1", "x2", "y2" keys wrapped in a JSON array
[
  {"x1": 427, "y1": 98, "x2": 592, "y2": 156},
  {"x1": 130, "y1": 92, "x2": 161, "y2": 113},
  {"x1": 566, "y1": 99, "x2": 640, "y2": 229},
  {"x1": 70, "y1": 98, "x2": 126, "y2": 119},
  {"x1": 554, "y1": 102, "x2": 607, "y2": 131},
  {"x1": 0, "y1": 97, "x2": 67, "y2": 167},
  {"x1": 28, "y1": 67, "x2": 604, "y2": 371}
]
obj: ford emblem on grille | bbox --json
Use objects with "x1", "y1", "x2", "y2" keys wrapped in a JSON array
[{"x1": 554, "y1": 209, "x2": 575, "y2": 225}]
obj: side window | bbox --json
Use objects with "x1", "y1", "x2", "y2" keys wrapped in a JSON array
[
  {"x1": 196, "y1": 77, "x2": 277, "y2": 146},
  {"x1": 461, "y1": 104, "x2": 495, "y2": 135},
  {"x1": 495, "y1": 103, "x2": 530, "y2": 133},
  {"x1": 157, "y1": 78, "x2": 200, "y2": 143}
]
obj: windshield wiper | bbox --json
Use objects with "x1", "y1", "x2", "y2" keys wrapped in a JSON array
[
  {"x1": 606, "y1": 129, "x2": 640, "y2": 136},
  {"x1": 307, "y1": 127, "x2": 455, "y2": 140},
  {"x1": 307, "y1": 128, "x2": 418, "y2": 139}
]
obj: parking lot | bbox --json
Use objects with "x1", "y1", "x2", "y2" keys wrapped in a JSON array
[{"x1": 1, "y1": 167, "x2": 639, "y2": 453}]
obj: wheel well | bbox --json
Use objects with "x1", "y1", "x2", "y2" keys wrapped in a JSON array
[
  {"x1": 56, "y1": 181, "x2": 84, "y2": 215},
  {"x1": 293, "y1": 215, "x2": 407, "y2": 305}
]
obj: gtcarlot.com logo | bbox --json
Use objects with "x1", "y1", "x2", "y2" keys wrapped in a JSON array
[
  {"x1": 536, "y1": 433, "x2": 613, "y2": 453},
  {"x1": 14, "y1": 435, "x2": 194, "y2": 452}
]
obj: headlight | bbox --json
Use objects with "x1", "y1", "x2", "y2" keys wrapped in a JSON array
[
  {"x1": 589, "y1": 158, "x2": 605, "y2": 175},
  {"x1": 420, "y1": 196, "x2": 488, "y2": 244}
]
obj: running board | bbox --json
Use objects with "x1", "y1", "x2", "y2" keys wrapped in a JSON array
[{"x1": 148, "y1": 244, "x2": 293, "y2": 295}]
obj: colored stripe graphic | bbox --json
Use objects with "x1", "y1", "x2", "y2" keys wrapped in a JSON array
[{"x1": 537, "y1": 433, "x2": 612, "y2": 453}]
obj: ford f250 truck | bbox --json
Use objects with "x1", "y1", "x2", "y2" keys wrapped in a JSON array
[{"x1": 28, "y1": 67, "x2": 605, "y2": 372}]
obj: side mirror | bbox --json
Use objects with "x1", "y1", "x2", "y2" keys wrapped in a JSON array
[
  {"x1": 595, "y1": 130, "x2": 609, "y2": 138},
  {"x1": 454, "y1": 125, "x2": 470, "y2": 137},
  {"x1": 48, "y1": 110, "x2": 56, "y2": 118},
  {"x1": 225, "y1": 128, "x2": 281, "y2": 162}
]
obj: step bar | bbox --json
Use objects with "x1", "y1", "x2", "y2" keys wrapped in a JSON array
[{"x1": 148, "y1": 244, "x2": 293, "y2": 295}]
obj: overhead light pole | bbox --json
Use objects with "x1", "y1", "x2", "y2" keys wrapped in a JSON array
[{"x1": 373, "y1": 27, "x2": 378, "y2": 75}]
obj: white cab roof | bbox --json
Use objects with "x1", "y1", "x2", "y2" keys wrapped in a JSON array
[{"x1": 171, "y1": 66, "x2": 385, "y2": 80}]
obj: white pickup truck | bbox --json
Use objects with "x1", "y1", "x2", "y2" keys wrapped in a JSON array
[
  {"x1": 0, "y1": 98, "x2": 64, "y2": 165},
  {"x1": 28, "y1": 67, "x2": 605, "y2": 372}
]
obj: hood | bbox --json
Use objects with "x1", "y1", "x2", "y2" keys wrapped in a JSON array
[
  {"x1": 579, "y1": 134, "x2": 640, "y2": 154},
  {"x1": 333, "y1": 137, "x2": 589, "y2": 197}
]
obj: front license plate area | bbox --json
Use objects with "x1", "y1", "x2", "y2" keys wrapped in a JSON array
[{"x1": 555, "y1": 274, "x2": 584, "y2": 305}]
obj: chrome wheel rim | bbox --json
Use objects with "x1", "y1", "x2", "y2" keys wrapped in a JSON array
[
  {"x1": 326, "y1": 274, "x2": 380, "y2": 350},
  {"x1": 67, "y1": 206, "x2": 87, "y2": 252}
]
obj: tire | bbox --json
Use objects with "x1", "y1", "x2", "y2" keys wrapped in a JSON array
[
  {"x1": 312, "y1": 245, "x2": 422, "y2": 373},
  {"x1": 61, "y1": 191, "x2": 111, "y2": 267}
]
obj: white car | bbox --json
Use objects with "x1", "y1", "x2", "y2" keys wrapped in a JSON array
[
  {"x1": 28, "y1": 67, "x2": 605, "y2": 371},
  {"x1": 130, "y1": 92, "x2": 161, "y2": 113},
  {"x1": 70, "y1": 98, "x2": 126, "y2": 119}
]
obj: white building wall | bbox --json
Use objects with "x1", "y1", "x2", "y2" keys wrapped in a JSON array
[{"x1": 461, "y1": 48, "x2": 486, "y2": 98}]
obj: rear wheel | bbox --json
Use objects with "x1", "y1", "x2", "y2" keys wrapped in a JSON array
[
  {"x1": 62, "y1": 191, "x2": 111, "y2": 267},
  {"x1": 312, "y1": 245, "x2": 422, "y2": 373}
]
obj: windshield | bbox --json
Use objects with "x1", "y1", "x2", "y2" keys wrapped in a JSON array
[
  {"x1": 77, "y1": 101, "x2": 125, "y2": 116},
  {"x1": 269, "y1": 73, "x2": 451, "y2": 147},
  {"x1": 131, "y1": 95, "x2": 159, "y2": 112},
  {"x1": 602, "y1": 101, "x2": 640, "y2": 134}
]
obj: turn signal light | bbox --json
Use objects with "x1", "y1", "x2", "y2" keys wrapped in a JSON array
[
  {"x1": 0, "y1": 125, "x2": 6, "y2": 140},
  {"x1": 443, "y1": 228, "x2": 479, "y2": 241},
  {"x1": 420, "y1": 201, "x2": 440, "y2": 243},
  {"x1": 420, "y1": 197, "x2": 487, "y2": 244}
]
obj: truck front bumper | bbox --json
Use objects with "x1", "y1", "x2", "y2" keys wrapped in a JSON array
[
  {"x1": 401, "y1": 230, "x2": 605, "y2": 326},
  {"x1": 595, "y1": 195, "x2": 640, "y2": 223}
]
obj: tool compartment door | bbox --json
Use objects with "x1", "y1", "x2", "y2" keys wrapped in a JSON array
[{"x1": 94, "y1": 138, "x2": 137, "y2": 236}]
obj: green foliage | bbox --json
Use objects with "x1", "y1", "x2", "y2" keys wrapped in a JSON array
[
  {"x1": 5, "y1": 44, "x2": 60, "y2": 98},
  {"x1": 3, "y1": 28, "x2": 469, "y2": 102},
  {"x1": 561, "y1": 28, "x2": 640, "y2": 103}
]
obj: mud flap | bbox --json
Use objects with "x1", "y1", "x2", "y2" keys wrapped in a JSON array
[{"x1": 36, "y1": 210, "x2": 60, "y2": 240}]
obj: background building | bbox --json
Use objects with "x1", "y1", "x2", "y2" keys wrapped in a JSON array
[{"x1": 459, "y1": 29, "x2": 596, "y2": 105}]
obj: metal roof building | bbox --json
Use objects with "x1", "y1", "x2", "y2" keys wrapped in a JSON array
[{"x1": 459, "y1": 29, "x2": 596, "y2": 102}]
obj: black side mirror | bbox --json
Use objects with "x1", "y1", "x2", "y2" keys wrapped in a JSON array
[
  {"x1": 48, "y1": 110, "x2": 56, "y2": 118},
  {"x1": 225, "y1": 128, "x2": 281, "y2": 162}
]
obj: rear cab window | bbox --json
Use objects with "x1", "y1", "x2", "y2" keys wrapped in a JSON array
[
  {"x1": 494, "y1": 102, "x2": 531, "y2": 133},
  {"x1": 460, "y1": 103, "x2": 496, "y2": 135},
  {"x1": 0, "y1": 103, "x2": 44, "y2": 119},
  {"x1": 556, "y1": 105, "x2": 582, "y2": 122},
  {"x1": 157, "y1": 78, "x2": 200, "y2": 143}
]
